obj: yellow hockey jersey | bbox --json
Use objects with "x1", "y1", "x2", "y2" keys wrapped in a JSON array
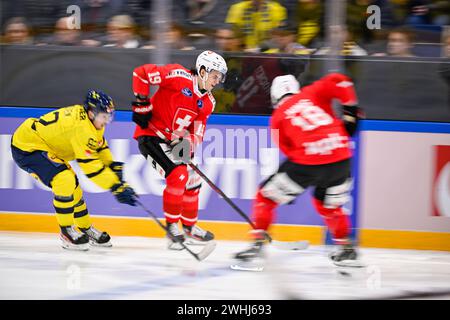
[{"x1": 12, "y1": 105, "x2": 120, "y2": 190}]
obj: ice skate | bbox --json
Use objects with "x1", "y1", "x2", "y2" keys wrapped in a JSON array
[
  {"x1": 330, "y1": 243, "x2": 364, "y2": 268},
  {"x1": 183, "y1": 224, "x2": 214, "y2": 245},
  {"x1": 231, "y1": 230, "x2": 275, "y2": 271},
  {"x1": 60, "y1": 226, "x2": 89, "y2": 251},
  {"x1": 167, "y1": 222, "x2": 186, "y2": 250},
  {"x1": 79, "y1": 225, "x2": 112, "y2": 247},
  {"x1": 234, "y1": 240, "x2": 265, "y2": 262},
  {"x1": 231, "y1": 236, "x2": 266, "y2": 272}
]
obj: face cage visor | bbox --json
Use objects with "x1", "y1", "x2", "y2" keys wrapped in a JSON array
[{"x1": 92, "y1": 109, "x2": 114, "y2": 124}]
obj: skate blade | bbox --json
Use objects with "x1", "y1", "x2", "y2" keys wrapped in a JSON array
[
  {"x1": 230, "y1": 263, "x2": 264, "y2": 272},
  {"x1": 184, "y1": 238, "x2": 212, "y2": 246},
  {"x1": 167, "y1": 240, "x2": 185, "y2": 251},
  {"x1": 333, "y1": 259, "x2": 366, "y2": 268},
  {"x1": 89, "y1": 240, "x2": 112, "y2": 247},
  {"x1": 61, "y1": 242, "x2": 89, "y2": 251}
]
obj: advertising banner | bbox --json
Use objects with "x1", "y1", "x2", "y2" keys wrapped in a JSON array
[
  {"x1": 433, "y1": 145, "x2": 450, "y2": 218},
  {"x1": 0, "y1": 110, "x2": 326, "y2": 227}
]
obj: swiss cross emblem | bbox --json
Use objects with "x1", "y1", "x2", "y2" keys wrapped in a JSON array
[{"x1": 172, "y1": 108, "x2": 197, "y2": 135}]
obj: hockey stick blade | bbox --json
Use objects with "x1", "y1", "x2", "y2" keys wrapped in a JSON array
[
  {"x1": 137, "y1": 200, "x2": 216, "y2": 261},
  {"x1": 193, "y1": 240, "x2": 217, "y2": 261},
  {"x1": 271, "y1": 240, "x2": 309, "y2": 251}
]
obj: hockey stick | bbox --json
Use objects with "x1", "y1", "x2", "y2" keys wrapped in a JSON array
[
  {"x1": 146, "y1": 122, "x2": 307, "y2": 250},
  {"x1": 188, "y1": 163, "x2": 309, "y2": 251},
  {"x1": 136, "y1": 200, "x2": 216, "y2": 261}
]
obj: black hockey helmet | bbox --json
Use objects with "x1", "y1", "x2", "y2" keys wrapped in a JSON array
[{"x1": 84, "y1": 90, "x2": 115, "y2": 120}]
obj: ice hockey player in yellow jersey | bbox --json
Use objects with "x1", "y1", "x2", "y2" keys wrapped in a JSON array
[{"x1": 11, "y1": 90, "x2": 138, "y2": 251}]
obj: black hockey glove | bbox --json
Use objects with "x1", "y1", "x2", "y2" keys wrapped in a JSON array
[
  {"x1": 111, "y1": 182, "x2": 137, "y2": 206},
  {"x1": 110, "y1": 161, "x2": 124, "y2": 181},
  {"x1": 132, "y1": 98, "x2": 153, "y2": 129},
  {"x1": 342, "y1": 105, "x2": 364, "y2": 136}
]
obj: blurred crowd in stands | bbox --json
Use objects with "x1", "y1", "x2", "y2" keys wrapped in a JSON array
[{"x1": 1, "y1": 0, "x2": 449, "y2": 58}]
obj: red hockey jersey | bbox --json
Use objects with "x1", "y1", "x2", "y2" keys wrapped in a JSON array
[
  {"x1": 132, "y1": 64, "x2": 216, "y2": 148},
  {"x1": 271, "y1": 73, "x2": 358, "y2": 165}
]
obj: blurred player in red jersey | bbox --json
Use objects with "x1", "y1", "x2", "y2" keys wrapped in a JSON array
[
  {"x1": 131, "y1": 51, "x2": 227, "y2": 249},
  {"x1": 234, "y1": 73, "x2": 364, "y2": 267}
]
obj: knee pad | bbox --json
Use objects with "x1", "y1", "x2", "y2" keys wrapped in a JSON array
[
  {"x1": 322, "y1": 179, "x2": 352, "y2": 209},
  {"x1": 51, "y1": 169, "x2": 77, "y2": 197},
  {"x1": 186, "y1": 166, "x2": 202, "y2": 190},
  {"x1": 260, "y1": 172, "x2": 304, "y2": 205},
  {"x1": 166, "y1": 165, "x2": 188, "y2": 193}
]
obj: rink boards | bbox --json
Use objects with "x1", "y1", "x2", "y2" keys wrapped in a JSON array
[{"x1": 0, "y1": 107, "x2": 449, "y2": 250}]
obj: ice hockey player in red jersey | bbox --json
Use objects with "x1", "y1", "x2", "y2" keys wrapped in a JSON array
[
  {"x1": 234, "y1": 73, "x2": 364, "y2": 267},
  {"x1": 131, "y1": 50, "x2": 227, "y2": 249}
]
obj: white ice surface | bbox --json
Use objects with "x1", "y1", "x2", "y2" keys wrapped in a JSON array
[{"x1": 0, "y1": 231, "x2": 449, "y2": 300}]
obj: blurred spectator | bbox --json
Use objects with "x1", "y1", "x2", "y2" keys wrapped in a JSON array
[
  {"x1": 347, "y1": 1, "x2": 400, "y2": 44},
  {"x1": 44, "y1": 17, "x2": 82, "y2": 46},
  {"x1": 347, "y1": 0, "x2": 374, "y2": 44},
  {"x1": 261, "y1": 22, "x2": 314, "y2": 54},
  {"x1": 314, "y1": 25, "x2": 367, "y2": 56},
  {"x1": 171, "y1": 0, "x2": 232, "y2": 31},
  {"x1": 74, "y1": 0, "x2": 124, "y2": 30},
  {"x1": 7, "y1": 0, "x2": 71, "y2": 35},
  {"x1": 103, "y1": 15, "x2": 142, "y2": 48},
  {"x1": 142, "y1": 23, "x2": 195, "y2": 50},
  {"x1": 225, "y1": 0, "x2": 287, "y2": 51},
  {"x1": 2, "y1": 17, "x2": 33, "y2": 45},
  {"x1": 293, "y1": 0, "x2": 323, "y2": 47},
  {"x1": 372, "y1": 27, "x2": 416, "y2": 57},
  {"x1": 405, "y1": 1, "x2": 450, "y2": 27},
  {"x1": 162, "y1": 24, "x2": 196, "y2": 50},
  {"x1": 123, "y1": 0, "x2": 152, "y2": 27},
  {"x1": 214, "y1": 26, "x2": 245, "y2": 52}
]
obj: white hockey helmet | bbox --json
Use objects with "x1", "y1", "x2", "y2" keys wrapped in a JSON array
[
  {"x1": 270, "y1": 74, "x2": 300, "y2": 106},
  {"x1": 196, "y1": 50, "x2": 228, "y2": 83}
]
